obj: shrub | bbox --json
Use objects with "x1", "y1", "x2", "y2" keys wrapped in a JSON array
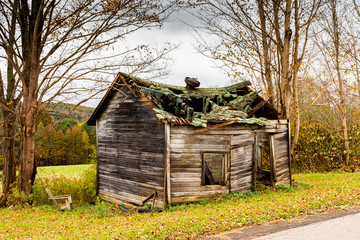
[
  {"x1": 293, "y1": 121, "x2": 360, "y2": 172},
  {"x1": 5, "y1": 189, "x2": 33, "y2": 208}
]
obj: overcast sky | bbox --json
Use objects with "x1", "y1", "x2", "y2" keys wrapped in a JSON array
[
  {"x1": 85, "y1": 8, "x2": 233, "y2": 107},
  {"x1": 123, "y1": 9, "x2": 232, "y2": 88}
]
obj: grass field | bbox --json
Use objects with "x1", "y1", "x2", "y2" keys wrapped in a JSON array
[
  {"x1": 36, "y1": 164, "x2": 93, "y2": 178},
  {"x1": 0, "y1": 164, "x2": 93, "y2": 192},
  {"x1": 1, "y1": 167, "x2": 360, "y2": 239}
]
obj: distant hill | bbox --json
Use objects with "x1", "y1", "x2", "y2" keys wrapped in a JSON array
[{"x1": 45, "y1": 102, "x2": 94, "y2": 123}]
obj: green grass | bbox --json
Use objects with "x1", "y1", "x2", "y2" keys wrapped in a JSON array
[
  {"x1": 0, "y1": 164, "x2": 92, "y2": 192},
  {"x1": 1, "y1": 171, "x2": 360, "y2": 239},
  {"x1": 0, "y1": 164, "x2": 92, "y2": 184},
  {"x1": 36, "y1": 164, "x2": 93, "y2": 179}
]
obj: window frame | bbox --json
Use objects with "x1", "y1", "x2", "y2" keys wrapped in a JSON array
[{"x1": 201, "y1": 151, "x2": 229, "y2": 186}]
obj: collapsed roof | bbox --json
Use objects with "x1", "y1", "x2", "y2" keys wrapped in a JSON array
[{"x1": 87, "y1": 72, "x2": 279, "y2": 127}]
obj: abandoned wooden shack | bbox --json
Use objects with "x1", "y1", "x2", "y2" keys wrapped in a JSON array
[{"x1": 87, "y1": 72, "x2": 292, "y2": 207}]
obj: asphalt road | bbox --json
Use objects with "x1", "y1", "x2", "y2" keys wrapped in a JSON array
[
  {"x1": 204, "y1": 207, "x2": 360, "y2": 240},
  {"x1": 252, "y1": 212, "x2": 360, "y2": 240}
]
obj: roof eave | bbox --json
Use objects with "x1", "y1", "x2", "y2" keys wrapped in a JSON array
[{"x1": 87, "y1": 73, "x2": 122, "y2": 126}]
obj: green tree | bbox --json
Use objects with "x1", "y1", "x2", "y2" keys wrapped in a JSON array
[
  {"x1": 35, "y1": 123, "x2": 65, "y2": 166},
  {"x1": 56, "y1": 119, "x2": 78, "y2": 134},
  {"x1": 36, "y1": 111, "x2": 54, "y2": 128},
  {"x1": 81, "y1": 123, "x2": 96, "y2": 145},
  {"x1": 64, "y1": 125, "x2": 88, "y2": 165}
]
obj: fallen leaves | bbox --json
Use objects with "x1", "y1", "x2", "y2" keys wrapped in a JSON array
[{"x1": 1, "y1": 172, "x2": 360, "y2": 239}]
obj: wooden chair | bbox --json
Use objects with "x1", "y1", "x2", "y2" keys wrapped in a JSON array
[{"x1": 46, "y1": 188, "x2": 72, "y2": 211}]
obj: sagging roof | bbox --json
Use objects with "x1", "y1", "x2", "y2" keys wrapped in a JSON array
[{"x1": 87, "y1": 72, "x2": 279, "y2": 127}]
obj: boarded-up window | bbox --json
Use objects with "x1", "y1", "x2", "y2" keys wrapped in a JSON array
[{"x1": 202, "y1": 152, "x2": 228, "y2": 185}]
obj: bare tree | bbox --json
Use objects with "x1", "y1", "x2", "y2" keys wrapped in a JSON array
[
  {"x1": 192, "y1": 0, "x2": 320, "y2": 122},
  {"x1": 312, "y1": 0, "x2": 352, "y2": 165},
  {"x1": 0, "y1": 0, "x2": 177, "y2": 194},
  {"x1": 0, "y1": 1, "x2": 21, "y2": 203},
  {"x1": 290, "y1": 0, "x2": 321, "y2": 152},
  {"x1": 350, "y1": 0, "x2": 360, "y2": 99}
]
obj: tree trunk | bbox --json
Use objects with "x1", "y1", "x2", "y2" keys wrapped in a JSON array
[
  {"x1": 290, "y1": 0, "x2": 300, "y2": 154},
  {"x1": 355, "y1": 50, "x2": 360, "y2": 100},
  {"x1": 1, "y1": 111, "x2": 17, "y2": 196},
  {"x1": 17, "y1": 99, "x2": 37, "y2": 194},
  {"x1": 273, "y1": 0, "x2": 292, "y2": 119},
  {"x1": 342, "y1": 115, "x2": 350, "y2": 165},
  {"x1": 16, "y1": 0, "x2": 42, "y2": 194},
  {"x1": 17, "y1": 68, "x2": 39, "y2": 194},
  {"x1": 1, "y1": 0, "x2": 18, "y2": 200},
  {"x1": 330, "y1": 0, "x2": 350, "y2": 165},
  {"x1": 281, "y1": 0, "x2": 292, "y2": 120},
  {"x1": 258, "y1": 0, "x2": 274, "y2": 105},
  {"x1": 291, "y1": 70, "x2": 300, "y2": 154}
]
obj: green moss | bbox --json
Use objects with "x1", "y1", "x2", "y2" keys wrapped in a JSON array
[{"x1": 153, "y1": 108, "x2": 177, "y2": 122}]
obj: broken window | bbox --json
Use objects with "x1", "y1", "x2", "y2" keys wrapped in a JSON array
[
  {"x1": 255, "y1": 133, "x2": 273, "y2": 183},
  {"x1": 256, "y1": 133, "x2": 270, "y2": 171},
  {"x1": 259, "y1": 146, "x2": 271, "y2": 170},
  {"x1": 201, "y1": 152, "x2": 229, "y2": 185}
]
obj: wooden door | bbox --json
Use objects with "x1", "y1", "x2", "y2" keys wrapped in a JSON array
[
  {"x1": 270, "y1": 131, "x2": 291, "y2": 185},
  {"x1": 230, "y1": 133, "x2": 255, "y2": 192}
]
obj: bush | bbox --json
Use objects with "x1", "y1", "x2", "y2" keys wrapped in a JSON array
[
  {"x1": 6, "y1": 189, "x2": 34, "y2": 208},
  {"x1": 293, "y1": 121, "x2": 360, "y2": 172}
]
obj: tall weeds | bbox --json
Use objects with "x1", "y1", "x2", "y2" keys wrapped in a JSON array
[{"x1": 31, "y1": 165, "x2": 96, "y2": 207}]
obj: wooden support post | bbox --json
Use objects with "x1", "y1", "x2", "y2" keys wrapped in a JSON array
[
  {"x1": 229, "y1": 147, "x2": 232, "y2": 192},
  {"x1": 269, "y1": 134, "x2": 277, "y2": 187},
  {"x1": 96, "y1": 119, "x2": 100, "y2": 196},
  {"x1": 164, "y1": 123, "x2": 171, "y2": 206},
  {"x1": 252, "y1": 133, "x2": 258, "y2": 189},
  {"x1": 257, "y1": 145, "x2": 262, "y2": 169}
]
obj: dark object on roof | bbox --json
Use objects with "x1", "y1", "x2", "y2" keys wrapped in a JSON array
[{"x1": 185, "y1": 77, "x2": 200, "y2": 90}]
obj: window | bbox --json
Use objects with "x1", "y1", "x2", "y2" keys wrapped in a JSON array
[
  {"x1": 256, "y1": 133, "x2": 270, "y2": 171},
  {"x1": 259, "y1": 146, "x2": 270, "y2": 170},
  {"x1": 201, "y1": 152, "x2": 229, "y2": 186}
]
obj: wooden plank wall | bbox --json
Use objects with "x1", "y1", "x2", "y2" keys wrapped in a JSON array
[
  {"x1": 169, "y1": 126, "x2": 230, "y2": 203},
  {"x1": 97, "y1": 86, "x2": 165, "y2": 207},
  {"x1": 169, "y1": 121, "x2": 291, "y2": 204}
]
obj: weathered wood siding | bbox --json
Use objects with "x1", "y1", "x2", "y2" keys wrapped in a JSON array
[
  {"x1": 169, "y1": 126, "x2": 230, "y2": 203},
  {"x1": 169, "y1": 121, "x2": 291, "y2": 203},
  {"x1": 97, "y1": 86, "x2": 165, "y2": 206}
]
